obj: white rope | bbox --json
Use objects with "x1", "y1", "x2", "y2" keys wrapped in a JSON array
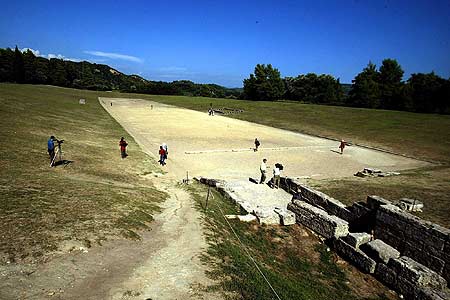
[{"x1": 212, "y1": 195, "x2": 282, "y2": 300}]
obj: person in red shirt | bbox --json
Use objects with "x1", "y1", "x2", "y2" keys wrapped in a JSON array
[
  {"x1": 159, "y1": 146, "x2": 166, "y2": 166},
  {"x1": 119, "y1": 137, "x2": 128, "y2": 158}
]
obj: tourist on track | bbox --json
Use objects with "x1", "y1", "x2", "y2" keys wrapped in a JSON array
[
  {"x1": 159, "y1": 146, "x2": 166, "y2": 166},
  {"x1": 119, "y1": 137, "x2": 128, "y2": 158},
  {"x1": 272, "y1": 164, "x2": 281, "y2": 189},
  {"x1": 254, "y1": 138, "x2": 260, "y2": 152},
  {"x1": 260, "y1": 158, "x2": 268, "y2": 184}
]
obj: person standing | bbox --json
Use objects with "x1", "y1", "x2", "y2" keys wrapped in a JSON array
[
  {"x1": 162, "y1": 142, "x2": 168, "y2": 159},
  {"x1": 254, "y1": 138, "x2": 260, "y2": 152},
  {"x1": 339, "y1": 139, "x2": 347, "y2": 154},
  {"x1": 48, "y1": 135, "x2": 56, "y2": 165},
  {"x1": 272, "y1": 164, "x2": 281, "y2": 189},
  {"x1": 119, "y1": 137, "x2": 128, "y2": 158},
  {"x1": 159, "y1": 146, "x2": 166, "y2": 166},
  {"x1": 260, "y1": 158, "x2": 268, "y2": 184}
]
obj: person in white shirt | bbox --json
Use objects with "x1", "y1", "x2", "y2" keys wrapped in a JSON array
[
  {"x1": 162, "y1": 143, "x2": 168, "y2": 158},
  {"x1": 272, "y1": 164, "x2": 281, "y2": 189},
  {"x1": 259, "y1": 158, "x2": 268, "y2": 184}
]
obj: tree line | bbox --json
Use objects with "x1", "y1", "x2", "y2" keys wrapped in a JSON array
[
  {"x1": 243, "y1": 62, "x2": 450, "y2": 114},
  {"x1": 0, "y1": 46, "x2": 241, "y2": 98},
  {"x1": 1, "y1": 46, "x2": 448, "y2": 113}
]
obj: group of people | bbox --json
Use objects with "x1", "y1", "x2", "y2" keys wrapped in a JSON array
[
  {"x1": 118, "y1": 137, "x2": 168, "y2": 166},
  {"x1": 259, "y1": 158, "x2": 283, "y2": 189}
]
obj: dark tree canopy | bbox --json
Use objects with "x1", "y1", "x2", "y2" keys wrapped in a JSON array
[
  {"x1": 0, "y1": 47, "x2": 241, "y2": 98},
  {"x1": 284, "y1": 73, "x2": 344, "y2": 104},
  {"x1": 379, "y1": 59, "x2": 404, "y2": 109},
  {"x1": 243, "y1": 64, "x2": 285, "y2": 101},
  {"x1": 348, "y1": 61, "x2": 381, "y2": 108}
]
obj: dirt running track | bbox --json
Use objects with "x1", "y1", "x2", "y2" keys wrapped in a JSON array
[{"x1": 100, "y1": 97, "x2": 428, "y2": 181}]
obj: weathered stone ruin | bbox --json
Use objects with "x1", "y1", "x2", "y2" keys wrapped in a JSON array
[
  {"x1": 280, "y1": 177, "x2": 450, "y2": 300},
  {"x1": 355, "y1": 167, "x2": 401, "y2": 178}
]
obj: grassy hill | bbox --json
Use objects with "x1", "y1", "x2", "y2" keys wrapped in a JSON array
[{"x1": 0, "y1": 83, "x2": 165, "y2": 263}]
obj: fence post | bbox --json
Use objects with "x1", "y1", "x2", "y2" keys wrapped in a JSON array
[{"x1": 205, "y1": 185, "x2": 211, "y2": 210}]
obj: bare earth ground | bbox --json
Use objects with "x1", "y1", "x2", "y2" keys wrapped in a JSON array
[{"x1": 1, "y1": 177, "x2": 220, "y2": 300}]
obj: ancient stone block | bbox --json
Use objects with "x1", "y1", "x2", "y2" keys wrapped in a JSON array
[
  {"x1": 415, "y1": 286, "x2": 450, "y2": 300},
  {"x1": 375, "y1": 263, "x2": 397, "y2": 288},
  {"x1": 403, "y1": 243, "x2": 445, "y2": 274},
  {"x1": 299, "y1": 185, "x2": 328, "y2": 208},
  {"x1": 254, "y1": 207, "x2": 280, "y2": 225},
  {"x1": 443, "y1": 264, "x2": 450, "y2": 287},
  {"x1": 297, "y1": 185, "x2": 353, "y2": 221},
  {"x1": 374, "y1": 228, "x2": 405, "y2": 252},
  {"x1": 361, "y1": 239, "x2": 400, "y2": 264},
  {"x1": 343, "y1": 232, "x2": 372, "y2": 249},
  {"x1": 351, "y1": 202, "x2": 372, "y2": 219},
  {"x1": 288, "y1": 200, "x2": 349, "y2": 239},
  {"x1": 333, "y1": 238, "x2": 376, "y2": 274},
  {"x1": 274, "y1": 207, "x2": 296, "y2": 226},
  {"x1": 388, "y1": 256, "x2": 447, "y2": 288},
  {"x1": 367, "y1": 195, "x2": 392, "y2": 210}
]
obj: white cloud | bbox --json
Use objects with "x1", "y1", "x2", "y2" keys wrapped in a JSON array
[
  {"x1": 159, "y1": 66, "x2": 188, "y2": 72},
  {"x1": 21, "y1": 47, "x2": 40, "y2": 56},
  {"x1": 84, "y1": 50, "x2": 143, "y2": 63},
  {"x1": 20, "y1": 47, "x2": 83, "y2": 62}
]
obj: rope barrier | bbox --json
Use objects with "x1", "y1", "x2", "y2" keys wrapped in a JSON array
[{"x1": 210, "y1": 190, "x2": 282, "y2": 300}]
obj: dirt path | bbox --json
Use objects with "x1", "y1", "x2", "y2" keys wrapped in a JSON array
[{"x1": 0, "y1": 178, "x2": 220, "y2": 300}]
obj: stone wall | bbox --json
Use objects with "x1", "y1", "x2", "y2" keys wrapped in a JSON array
[
  {"x1": 374, "y1": 202, "x2": 450, "y2": 285},
  {"x1": 199, "y1": 176, "x2": 450, "y2": 299},
  {"x1": 280, "y1": 177, "x2": 450, "y2": 299}
]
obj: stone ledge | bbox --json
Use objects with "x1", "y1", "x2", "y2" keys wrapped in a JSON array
[
  {"x1": 274, "y1": 207, "x2": 296, "y2": 226},
  {"x1": 388, "y1": 256, "x2": 447, "y2": 288},
  {"x1": 343, "y1": 232, "x2": 372, "y2": 249},
  {"x1": 334, "y1": 238, "x2": 376, "y2": 274},
  {"x1": 361, "y1": 239, "x2": 400, "y2": 264},
  {"x1": 288, "y1": 200, "x2": 349, "y2": 239}
]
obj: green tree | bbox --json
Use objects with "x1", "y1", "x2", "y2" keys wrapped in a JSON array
[
  {"x1": 0, "y1": 48, "x2": 14, "y2": 82},
  {"x1": 379, "y1": 59, "x2": 404, "y2": 109},
  {"x1": 243, "y1": 64, "x2": 285, "y2": 101},
  {"x1": 406, "y1": 72, "x2": 448, "y2": 113},
  {"x1": 348, "y1": 61, "x2": 381, "y2": 108},
  {"x1": 13, "y1": 46, "x2": 25, "y2": 83}
]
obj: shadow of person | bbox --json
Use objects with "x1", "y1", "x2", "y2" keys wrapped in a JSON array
[
  {"x1": 53, "y1": 160, "x2": 73, "y2": 167},
  {"x1": 248, "y1": 177, "x2": 259, "y2": 184},
  {"x1": 330, "y1": 149, "x2": 342, "y2": 155}
]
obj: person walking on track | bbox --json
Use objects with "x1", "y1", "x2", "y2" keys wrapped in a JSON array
[{"x1": 119, "y1": 137, "x2": 128, "y2": 158}]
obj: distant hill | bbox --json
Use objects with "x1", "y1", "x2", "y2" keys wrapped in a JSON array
[{"x1": 0, "y1": 47, "x2": 242, "y2": 98}]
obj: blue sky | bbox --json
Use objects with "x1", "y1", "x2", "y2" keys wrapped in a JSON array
[{"x1": 1, "y1": 0, "x2": 449, "y2": 87}]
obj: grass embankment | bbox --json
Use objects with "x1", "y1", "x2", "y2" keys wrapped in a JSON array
[
  {"x1": 135, "y1": 94, "x2": 449, "y2": 227},
  {"x1": 0, "y1": 84, "x2": 165, "y2": 263},
  {"x1": 188, "y1": 183, "x2": 396, "y2": 300}
]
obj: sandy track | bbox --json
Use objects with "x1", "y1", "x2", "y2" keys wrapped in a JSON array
[{"x1": 99, "y1": 97, "x2": 428, "y2": 181}]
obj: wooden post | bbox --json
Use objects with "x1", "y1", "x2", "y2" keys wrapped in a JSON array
[{"x1": 205, "y1": 185, "x2": 211, "y2": 210}]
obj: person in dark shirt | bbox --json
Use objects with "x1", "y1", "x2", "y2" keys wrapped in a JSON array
[
  {"x1": 119, "y1": 137, "x2": 128, "y2": 158},
  {"x1": 254, "y1": 138, "x2": 260, "y2": 152},
  {"x1": 48, "y1": 136, "x2": 56, "y2": 165}
]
